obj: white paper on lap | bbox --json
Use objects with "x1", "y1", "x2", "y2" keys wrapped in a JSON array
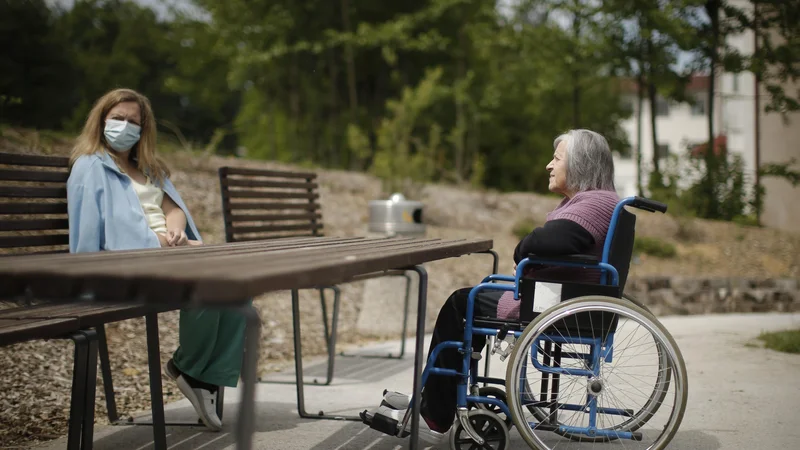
[{"x1": 533, "y1": 282, "x2": 562, "y2": 313}]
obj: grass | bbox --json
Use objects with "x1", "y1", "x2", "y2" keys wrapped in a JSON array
[
  {"x1": 756, "y1": 329, "x2": 800, "y2": 354},
  {"x1": 633, "y1": 236, "x2": 677, "y2": 258}
]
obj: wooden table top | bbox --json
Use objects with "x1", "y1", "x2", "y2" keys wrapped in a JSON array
[{"x1": 0, "y1": 236, "x2": 493, "y2": 305}]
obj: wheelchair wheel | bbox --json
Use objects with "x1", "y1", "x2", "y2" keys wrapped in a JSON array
[
  {"x1": 449, "y1": 409, "x2": 509, "y2": 450},
  {"x1": 505, "y1": 296, "x2": 687, "y2": 450},
  {"x1": 469, "y1": 386, "x2": 513, "y2": 427},
  {"x1": 520, "y1": 307, "x2": 673, "y2": 442}
]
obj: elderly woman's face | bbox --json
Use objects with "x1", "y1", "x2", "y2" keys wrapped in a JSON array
[{"x1": 546, "y1": 140, "x2": 569, "y2": 196}]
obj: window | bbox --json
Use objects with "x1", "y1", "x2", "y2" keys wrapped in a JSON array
[
  {"x1": 655, "y1": 97, "x2": 670, "y2": 117},
  {"x1": 656, "y1": 144, "x2": 670, "y2": 159},
  {"x1": 691, "y1": 96, "x2": 706, "y2": 116}
]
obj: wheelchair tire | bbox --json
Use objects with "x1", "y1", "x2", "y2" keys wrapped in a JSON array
[
  {"x1": 505, "y1": 295, "x2": 688, "y2": 450},
  {"x1": 469, "y1": 386, "x2": 513, "y2": 428},
  {"x1": 521, "y1": 300, "x2": 672, "y2": 442},
  {"x1": 449, "y1": 409, "x2": 509, "y2": 450}
]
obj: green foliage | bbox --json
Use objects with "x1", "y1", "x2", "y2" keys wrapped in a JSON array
[
  {"x1": 355, "y1": 67, "x2": 446, "y2": 194},
  {"x1": 757, "y1": 329, "x2": 800, "y2": 354},
  {"x1": 760, "y1": 158, "x2": 800, "y2": 187},
  {"x1": 649, "y1": 143, "x2": 759, "y2": 223},
  {"x1": 633, "y1": 236, "x2": 677, "y2": 259},
  {"x1": 2, "y1": 0, "x2": 798, "y2": 202},
  {"x1": 512, "y1": 218, "x2": 539, "y2": 240}
]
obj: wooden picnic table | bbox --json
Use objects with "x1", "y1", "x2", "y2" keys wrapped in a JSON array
[{"x1": 0, "y1": 236, "x2": 493, "y2": 450}]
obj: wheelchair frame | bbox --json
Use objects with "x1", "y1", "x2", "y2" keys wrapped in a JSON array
[{"x1": 398, "y1": 196, "x2": 684, "y2": 449}]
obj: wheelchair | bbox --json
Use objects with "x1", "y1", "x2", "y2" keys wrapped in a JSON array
[{"x1": 363, "y1": 196, "x2": 688, "y2": 449}]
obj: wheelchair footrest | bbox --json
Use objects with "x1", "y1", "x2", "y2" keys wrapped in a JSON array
[{"x1": 360, "y1": 410, "x2": 406, "y2": 437}]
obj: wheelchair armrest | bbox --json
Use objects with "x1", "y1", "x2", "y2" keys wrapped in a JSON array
[{"x1": 526, "y1": 253, "x2": 600, "y2": 265}]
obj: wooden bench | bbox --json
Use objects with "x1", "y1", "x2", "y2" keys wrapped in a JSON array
[
  {"x1": 0, "y1": 152, "x2": 216, "y2": 450},
  {"x1": 218, "y1": 166, "x2": 418, "y2": 415},
  {"x1": 217, "y1": 166, "x2": 501, "y2": 421}
]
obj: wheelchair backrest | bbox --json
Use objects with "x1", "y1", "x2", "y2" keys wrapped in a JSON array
[{"x1": 605, "y1": 208, "x2": 636, "y2": 292}]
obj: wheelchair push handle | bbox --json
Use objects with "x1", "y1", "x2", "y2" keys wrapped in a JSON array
[{"x1": 629, "y1": 196, "x2": 668, "y2": 214}]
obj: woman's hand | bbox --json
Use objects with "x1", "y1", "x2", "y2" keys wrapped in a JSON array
[{"x1": 166, "y1": 228, "x2": 188, "y2": 247}]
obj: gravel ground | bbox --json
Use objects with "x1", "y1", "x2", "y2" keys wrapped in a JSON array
[{"x1": 1, "y1": 130, "x2": 798, "y2": 448}]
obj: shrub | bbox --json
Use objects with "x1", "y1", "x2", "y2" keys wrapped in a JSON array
[
  {"x1": 512, "y1": 218, "x2": 538, "y2": 240},
  {"x1": 633, "y1": 236, "x2": 677, "y2": 258}
]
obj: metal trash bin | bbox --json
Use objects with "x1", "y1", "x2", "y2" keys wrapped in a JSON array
[{"x1": 368, "y1": 193, "x2": 425, "y2": 237}]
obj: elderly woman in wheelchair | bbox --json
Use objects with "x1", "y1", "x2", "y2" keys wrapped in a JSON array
[{"x1": 361, "y1": 129, "x2": 688, "y2": 449}]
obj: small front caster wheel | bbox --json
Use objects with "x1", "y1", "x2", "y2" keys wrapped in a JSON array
[{"x1": 449, "y1": 409, "x2": 509, "y2": 450}]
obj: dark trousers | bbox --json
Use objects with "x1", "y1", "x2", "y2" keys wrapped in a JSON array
[{"x1": 421, "y1": 287, "x2": 503, "y2": 429}]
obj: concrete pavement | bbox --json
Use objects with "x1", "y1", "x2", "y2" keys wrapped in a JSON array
[{"x1": 35, "y1": 313, "x2": 800, "y2": 450}]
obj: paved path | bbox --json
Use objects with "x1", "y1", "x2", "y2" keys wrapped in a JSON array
[{"x1": 35, "y1": 313, "x2": 800, "y2": 450}]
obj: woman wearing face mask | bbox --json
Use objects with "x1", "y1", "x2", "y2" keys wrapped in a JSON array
[{"x1": 67, "y1": 88, "x2": 243, "y2": 431}]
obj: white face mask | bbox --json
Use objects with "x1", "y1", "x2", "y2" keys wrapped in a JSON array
[{"x1": 104, "y1": 119, "x2": 141, "y2": 152}]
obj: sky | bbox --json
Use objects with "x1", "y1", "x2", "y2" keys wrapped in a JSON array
[{"x1": 47, "y1": 0, "x2": 208, "y2": 21}]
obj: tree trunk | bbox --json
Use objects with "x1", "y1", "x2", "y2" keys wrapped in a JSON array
[
  {"x1": 341, "y1": 0, "x2": 358, "y2": 115},
  {"x1": 636, "y1": 70, "x2": 645, "y2": 197},
  {"x1": 328, "y1": 48, "x2": 340, "y2": 167},
  {"x1": 647, "y1": 36, "x2": 660, "y2": 179},
  {"x1": 705, "y1": 0, "x2": 720, "y2": 217},
  {"x1": 572, "y1": 9, "x2": 581, "y2": 128}
]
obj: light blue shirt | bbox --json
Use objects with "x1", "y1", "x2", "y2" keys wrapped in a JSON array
[{"x1": 67, "y1": 152, "x2": 202, "y2": 253}]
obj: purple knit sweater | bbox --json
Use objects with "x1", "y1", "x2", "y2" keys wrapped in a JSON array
[{"x1": 496, "y1": 189, "x2": 619, "y2": 320}]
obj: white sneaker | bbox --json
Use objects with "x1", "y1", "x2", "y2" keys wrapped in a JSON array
[
  {"x1": 370, "y1": 405, "x2": 446, "y2": 445},
  {"x1": 381, "y1": 390, "x2": 411, "y2": 410},
  {"x1": 176, "y1": 375, "x2": 222, "y2": 431}
]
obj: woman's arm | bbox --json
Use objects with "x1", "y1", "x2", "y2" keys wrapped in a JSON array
[
  {"x1": 513, "y1": 219, "x2": 595, "y2": 264},
  {"x1": 161, "y1": 194, "x2": 189, "y2": 246},
  {"x1": 68, "y1": 183, "x2": 104, "y2": 253}
]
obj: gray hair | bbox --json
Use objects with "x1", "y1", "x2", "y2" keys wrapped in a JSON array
[{"x1": 553, "y1": 129, "x2": 616, "y2": 193}]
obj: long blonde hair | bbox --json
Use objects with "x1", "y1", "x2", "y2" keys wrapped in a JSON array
[{"x1": 70, "y1": 88, "x2": 170, "y2": 184}]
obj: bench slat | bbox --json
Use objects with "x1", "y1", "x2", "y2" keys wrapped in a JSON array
[
  {"x1": 222, "y1": 178, "x2": 317, "y2": 190},
  {"x1": 0, "y1": 233, "x2": 70, "y2": 248},
  {"x1": 0, "y1": 186, "x2": 68, "y2": 199},
  {"x1": 0, "y1": 169, "x2": 69, "y2": 182},
  {"x1": 229, "y1": 232, "x2": 320, "y2": 242},
  {"x1": 0, "y1": 318, "x2": 80, "y2": 346},
  {"x1": 224, "y1": 201, "x2": 321, "y2": 211},
  {"x1": 0, "y1": 202, "x2": 68, "y2": 214},
  {"x1": 231, "y1": 223, "x2": 323, "y2": 235},
  {"x1": 226, "y1": 190, "x2": 319, "y2": 200},
  {"x1": 227, "y1": 212, "x2": 322, "y2": 223},
  {"x1": 0, "y1": 219, "x2": 69, "y2": 231},
  {"x1": 220, "y1": 167, "x2": 316, "y2": 179},
  {"x1": 0, "y1": 153, "x2": 70, "y2": 168}
]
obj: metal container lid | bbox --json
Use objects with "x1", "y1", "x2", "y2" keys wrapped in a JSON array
[{"x1": 368, "y1": 193, "x2": 425, "y2": 236}]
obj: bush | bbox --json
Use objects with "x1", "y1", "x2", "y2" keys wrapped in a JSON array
[
  {"x1": 633, "y1": 236, "x2": 677, "y2": 258},
  {"x1": 757, "y1": 329, "x2": 800, "y2": 354},
  {"x1": 512, "y1": 218, "x2": 539, "y2": 240}
]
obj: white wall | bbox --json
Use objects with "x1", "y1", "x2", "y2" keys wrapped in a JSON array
[{"x1": 616, "y1": 94, "x2": 710, "y2": 196}]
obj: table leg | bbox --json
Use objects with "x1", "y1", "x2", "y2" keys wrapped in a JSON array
[
  {"x1": 236, "y1": 304, "x2": 262, "y2": 450},
  {"x1": 408, "y1": 265, "x2": 428, "y2": 450},
  {"x1": 291, "y1": 288, "x2": 361, "y2": 420}
]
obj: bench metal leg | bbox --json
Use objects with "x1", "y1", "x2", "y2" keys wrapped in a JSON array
[
  {"x1": 317, "y1": 285, "x2": 340, "y2": 386},
  {"x1": 96, "y1": 325, "x2": 119, "y2": 424}
]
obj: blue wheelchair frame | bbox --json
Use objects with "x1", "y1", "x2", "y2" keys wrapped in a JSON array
[{"x1": 412, "y1": 196, "x2": 658, "y2": 441}]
